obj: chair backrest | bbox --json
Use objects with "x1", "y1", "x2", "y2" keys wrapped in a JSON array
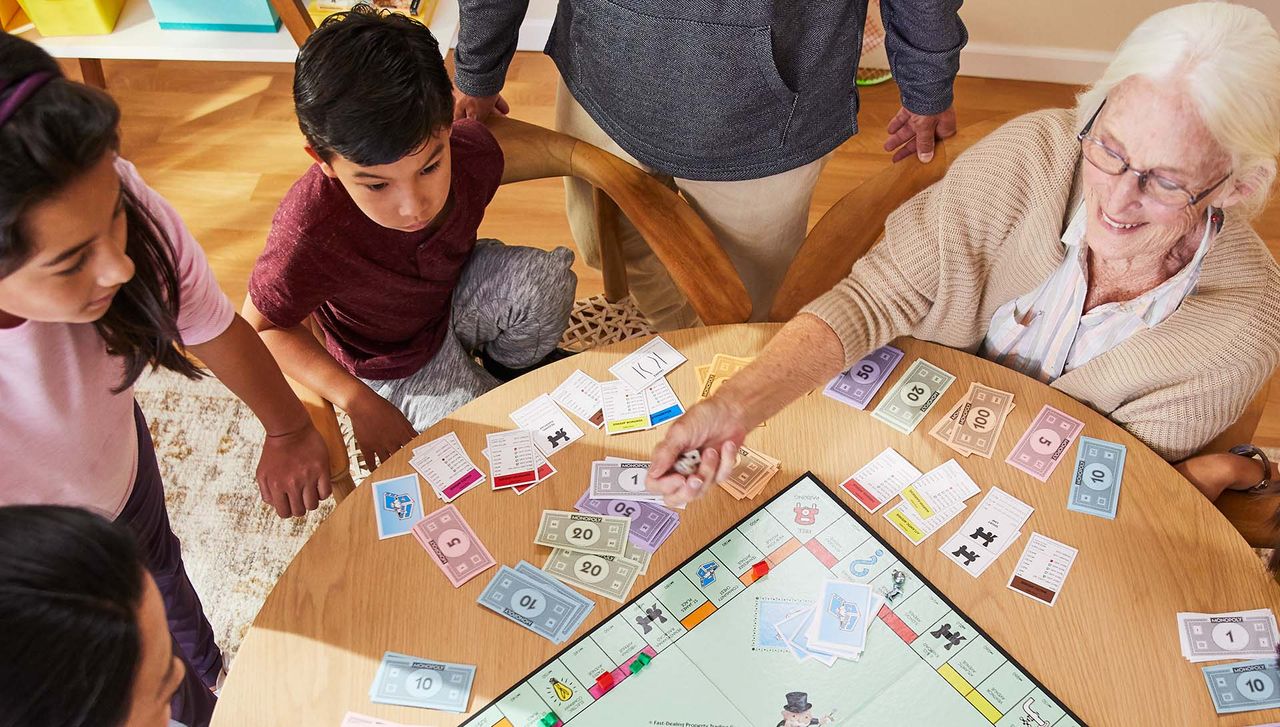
[
  {"x1": 768, "y1": 113, "x2": 1017, "y2": 322},
  {"x1": 485, "y1": 116, "x2": 752, "y2": 325}
]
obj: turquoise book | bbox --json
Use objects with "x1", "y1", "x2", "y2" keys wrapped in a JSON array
[{"x1": 148, "y1": 0, "x2": 281, "y2": 32}]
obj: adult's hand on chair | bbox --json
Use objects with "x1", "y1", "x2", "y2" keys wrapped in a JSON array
[
  {"x1": 256, "y1": 423, "x2": 331, "y2": 518},
  {"x1": 646, "y1": 397, "x2": 748, "y2": 507},
  {"x1": 347, "y1": 388, "x2": 419, "y2": 472},
  {"x1": 884, "y1": 105, "x2": 957, "y2": 163},
  {"x1": 453, "y1": 89, "x2": 509, "y2": 122}
]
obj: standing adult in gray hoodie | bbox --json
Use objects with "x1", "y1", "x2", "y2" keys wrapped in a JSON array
[{"x1": 453, "y1": 1, "x2": 967, "y2": 329}]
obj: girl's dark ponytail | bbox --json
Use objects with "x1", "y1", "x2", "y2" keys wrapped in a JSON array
[{"x1": 0, "y1": 35, "x2": 202, "y2": 390}]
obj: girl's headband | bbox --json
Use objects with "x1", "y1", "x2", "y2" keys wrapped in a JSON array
[{"x1": 0, "y1": 71, "x2": 55, "y2": 127}]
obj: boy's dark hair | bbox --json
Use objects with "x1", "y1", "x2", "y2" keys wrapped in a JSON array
[
  {"x1": 0, "y1": 34, "x2": 203, "y2": 391},
  {"x1": 295, "y1": 4, "x2": 454, "y2": 166},
  {"x1": 0, "y1": 505, "x2": 147, "y2": 727}
]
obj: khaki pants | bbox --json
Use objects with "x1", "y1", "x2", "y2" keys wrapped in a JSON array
[{"x1": 555, "y1": 79, "x2": 829, "y2": 330}]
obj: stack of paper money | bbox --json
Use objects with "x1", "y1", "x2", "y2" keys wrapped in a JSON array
[
  {"x1": 718, "y1": 445, "x2": 781, "y2": 500},
  {"x1": 694, "y1": 353, "x2": 753, "y2": 401},
  {"x1": 771, "y1": 580, "x2": 880, "y2": 667},
  {"x1": 823, "y1": 345, "x2": 904, "y2": 410},
  {"x1": 477, "y1": 562, "x2": 595, "y2": 643},
  {"x1": 1202, "y1": 659, "x2": 1280, "y2": 714},
  {"x1": 534, "y1": 509, "x2": 645, "y2": 603},
  {"x1": 368, "y1": 651, "x2": 475, "y2": 713},
  {"x1": 574, "y1": 489, "x2": 679, "y2": 552},
  {"x1": 871, "y1": 358, "x2": 955, "y2": 434},
  {"x1": 1179, "y1": 609, "x2": 1280, "y2": 662},
  {"x1": 929, "y1": 382, "x2": 1015, "y2": 458}
]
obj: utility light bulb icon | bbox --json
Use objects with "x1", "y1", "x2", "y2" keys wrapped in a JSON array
[{"x1": 551, "y1": 678, "x2": 573, "y2": 701}]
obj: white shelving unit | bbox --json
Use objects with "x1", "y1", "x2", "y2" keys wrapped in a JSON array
[{"x1": 19, "y1": 0, "x2": 459, "y2": 63}]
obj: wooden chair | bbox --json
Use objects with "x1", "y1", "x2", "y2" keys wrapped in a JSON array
[{"x1": 1207, "y1": 376, "x2": 1278, "y2": 551}]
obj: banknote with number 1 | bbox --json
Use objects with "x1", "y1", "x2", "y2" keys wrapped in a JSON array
[
  {"x1": 1066, "y1": 436, "x2": 1127, "y2": 519},
  {"x1": 871, "y1": 358, "x2": 955, "y2": 434},
  {"x1": 1005, "y1": 405, "x2": 1085, "y2": 481},
  {"x1": 824, "y1": 345, "x2": 904, "y2": 410}
]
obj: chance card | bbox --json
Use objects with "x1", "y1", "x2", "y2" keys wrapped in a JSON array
[{"x1": 371, "y1": 474, "x2": 424, "y2": 540}]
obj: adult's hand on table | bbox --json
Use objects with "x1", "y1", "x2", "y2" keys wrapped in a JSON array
[
  {"x1": 884, "y1": 105, "x2": 957, "y2": 163},
  {"x1": 646, "y1": 396, "x2": 749, "y2": 507},
  {"x1": 453, "y1": 90, "x2": 509, "y2": 122},
  {"x1": 347, "y1": 388, "x2": 418, "y2": 471},
  {"x1": 256, "y1": 423, "x2": 331, "y2": 518}
]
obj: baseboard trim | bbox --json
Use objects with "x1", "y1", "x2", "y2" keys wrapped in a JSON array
[{"x1": 959, "y1": 42, "x2": 1113, "y2": 86}]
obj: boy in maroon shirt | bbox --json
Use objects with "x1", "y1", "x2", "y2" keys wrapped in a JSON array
[{"x1": 244, "y1": 7, "x2": 576, "y2": 469}]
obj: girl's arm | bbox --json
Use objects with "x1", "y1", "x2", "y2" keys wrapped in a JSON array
[{"x1": 186, "y1": 313, "x2": 332, "y2": 517}]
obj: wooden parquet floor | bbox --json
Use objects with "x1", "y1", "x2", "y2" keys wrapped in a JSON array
[{"x1": 68, "y1": 52, "x2": 1279, "y2": 446}]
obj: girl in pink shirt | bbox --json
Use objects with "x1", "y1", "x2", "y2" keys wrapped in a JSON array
[{"x1": 0, "y1": 36, "x2": 331, "y2": 725}]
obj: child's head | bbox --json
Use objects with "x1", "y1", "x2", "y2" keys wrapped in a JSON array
[
  {"x1": 0, "y1": 505, "x2": 185, "y2": 727},
  {"x1": 0, "y1": 34, "x2": 199, "y2": 389},
  {"x1": 294, "y1": 5, "x2": 456, "y2": 233}
]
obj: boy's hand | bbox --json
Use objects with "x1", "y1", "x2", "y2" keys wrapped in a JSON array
[
  {"x1": 347, "y1": 388, "x2": 418, "y2": 470},
  {"x1": 646, "y1": 397, "x2": 748, "y2": 507},
  {"x1": 454, "y1": 89, "x2": 509, "y2": 122},
  {"x1": 256, "y1": 424, "x2": 332, "y2": 518}
]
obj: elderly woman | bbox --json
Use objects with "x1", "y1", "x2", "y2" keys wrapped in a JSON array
[{"x1": 648, "y1": 3, "x2": 1280, "y2": 507}]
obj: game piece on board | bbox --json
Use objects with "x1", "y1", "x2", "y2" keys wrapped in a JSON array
[
  {"x1": 1067, "y1": 436, "x2": 1127, "y2": 520},
  {"x1": 840, "y1": 447, "x2": 922, "y2": 513},
  {"x1": 540, "y1": 711, "x2": 561, "y2": 727},
  {"x1": 371, "y1": 474, "x2": 424, "y2": 540},
  {"x1": 1006, "y1": 405, "x2": 1085, "y2": 481},
  {"x1": 412, "y1": 504, "x2": 495, "y2": 587},
  {"x1": 410, "y1": 432, "x2": 485, "y2": 502},
  {"x1": 751, "y1": 560, "x2": 770, "y2": 579},
  {"x1": 534, "y1": 510, "x2": 630, "y2": 557},
  {"x1": 551, "y1": 369, "x2": 605, "y2": 429},
  {"x1": 510, "y1": 394, "x2": 585, "y2": 457},
  {"x1": 595, "y1": 672, "x2": 614, "y2": 692},
  {"x1": 1178, "y1": 609, "x2": 1280, "y2": 662},
  {"x1": 823, "y1": 345, "x2": 904, "y2": 410},
  {"x1": 674, "y1": 449, "x2": 701, "y2": 476},
  {"x1": 608, "y1": 336, "x2": 686, "y2": 392},
  {"x1": 1006, "y1": 532, "x2": 1078, "y2": 606},
  {"x1": 368, "y1": 651, "x2": 475, "y2": 712},
  {"x1": 871, "y1": 358, "x2": 955, "y2": 434},
  {"x1": 1202, "y1": 659, "x2": 1280, "y2": 714},
  {"x1": 600, "y1": 380, "x2": 651, "y2": 435}
]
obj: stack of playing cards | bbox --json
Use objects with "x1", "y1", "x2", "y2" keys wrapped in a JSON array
[
  {"x1": 409, "y1": 433, "x2": 486, "y2": 502},
  {"x1": 938, "y1": 487, "x2": 1034, "y2": 577},
  {"x1": 575, "y1": 488, "x2": 680, "y2": 552},
  {"x1": 871, "y1": 358, "x2": 955, "y2": 434},
  {"x1": 841, "y1": 447, "x2": 922, "y2": 513},
  {"x1": 483, "y1": 429, "x2": 556, "y2": 494},
  {"x1": 1202, "y1": 659, "x2": 1280, "y2": 714},
  {"x1": 1006, "y1": 532, "x2": 1078, "y2": 607},
  {"x1": 929, "y1": 382, "x2": 1015, "y2": 458},
  {"x1": 1178, "y1": 609, "x2": 1280, "y2": 663},
  {"x1": 1066, "y1": 436, "x2": 1127, "y2": 519},
  {"x1": 371, "y1": 474, "x2": 426, "y2": 540},
  {"x1": 412, "y1": 504, "x2": 495, "y2": 588},
  {"x1": 718, "y1": 445, "x2": 781, "y2": 500},
  {"x1": 477, "y1": 562, "x2": 594, "y2": 643},
  {"x1": 773, "y1": 580, "x2": 881, "y2": 666},
  {"x1": 824, "y1": 345, "x2": 905, "y2": 410},
  {"x1": 368, "y1": 651, "x2": 475, "y2": 713},
  {"x1": 883, "y1": 460, "x2": 980, "y2": 545},
  {"x1": 1005, "y1": 404, "x2": 1085, "y2": 482},
  {"x1": 599, "y1": 336, "x2": 688, "y2": 434}
]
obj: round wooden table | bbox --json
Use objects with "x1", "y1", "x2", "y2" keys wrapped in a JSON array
[{"x1": 213, "y1": 325, "x2": 1280, "y2": 727}]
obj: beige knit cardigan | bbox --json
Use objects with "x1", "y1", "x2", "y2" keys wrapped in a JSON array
[{"x1": 803, "y1": 109, "x2": 1280, "y2": 462}]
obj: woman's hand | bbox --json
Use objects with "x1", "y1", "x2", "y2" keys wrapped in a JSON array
[
  {"x1": 256, "y1": 423, "x2": 331, "y2": 518},
  {"x1": 646, "y1": 396, "x2": 750, "y2": 507},
  {"x1": 1176, "y1": 452, "x2": 1276, "y2": 500},
  {"x1": 346, "y1": 387, "x2": 418, "y2": 471}
]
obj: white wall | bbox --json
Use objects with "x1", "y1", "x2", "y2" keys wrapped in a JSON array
[{"x1": 507, "y1": 0, "x2": 1280, "y2": 84}]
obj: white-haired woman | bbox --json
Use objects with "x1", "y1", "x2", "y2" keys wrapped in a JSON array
[{"x1": 648, "y1": 2, "x2": 1280, "y2": 508}]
